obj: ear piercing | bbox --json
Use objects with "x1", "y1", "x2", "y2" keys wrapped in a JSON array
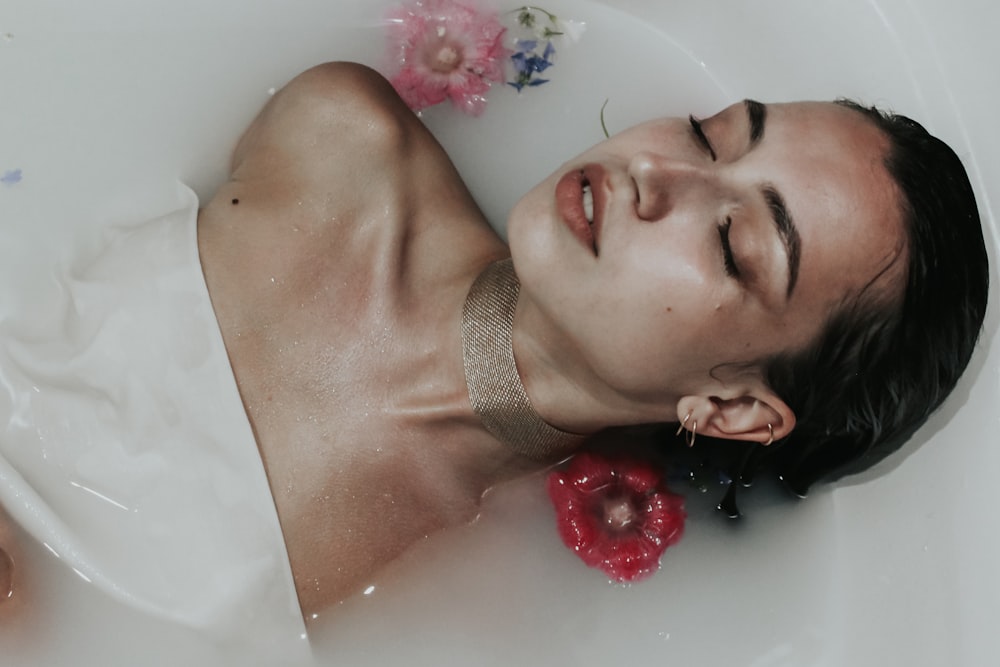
[
  {"x1": 677, "y1": 413, "x2": 772, "y2": 448},
  {"x1": 676, "y1": 412, "x2": 697, "y2": 447},
  {"x1": 675, "y1": 412, "x2": 690, "y2": 436},
  {"x1": 686, "y1": 420, "x2": 698, "y2": 447}
]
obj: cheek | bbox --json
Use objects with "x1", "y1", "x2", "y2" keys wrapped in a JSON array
[
  {"x1": 605, "y1": 226, "x2": 725, "y2": 324},
  {"x1": 588, "y1": 272, "x2": 725, "y2": 384},
  {"x1": 613, "y1": 266, "x2": 760, "y2": 372},
  {"x1": 613, "y1": 235, "x2": 717, "y2": 312},
  {"x1": 507, "y1": 190, "x2": 558, "y2": 274},
  {"x1": 506, "y1": 185, "x2": 545, "y2": 242}
]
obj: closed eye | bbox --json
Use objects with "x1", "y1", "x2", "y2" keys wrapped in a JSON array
[
  {"x1": 688, "y1": 115, "x2": 717, "y2": 161},
  {"x1": 718, "y1": 217, "x2": 740, "y2": 278}
]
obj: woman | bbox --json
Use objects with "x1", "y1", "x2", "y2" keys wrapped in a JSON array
[
  {"x1": 0, "y1": 61, "x2": 988, "y2": 623},
  {"x1": 197, "y1": 60, "x2": 988, "y2": 614}
]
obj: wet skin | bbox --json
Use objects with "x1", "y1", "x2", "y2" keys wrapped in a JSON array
[
  {"x1": 197, "y1": 63, "x2": 907, "y2": 617},
  {"x1": 507, "y1": 99, "x2": 905, "y2": 441}
]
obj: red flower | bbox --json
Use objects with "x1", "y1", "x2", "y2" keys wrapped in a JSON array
[
  {"x1": 547, "y1": 452, "x2": 685, "y2": 582},
  {"x1": 384, "y1": 0, "x2": 510, "y2": 115}
]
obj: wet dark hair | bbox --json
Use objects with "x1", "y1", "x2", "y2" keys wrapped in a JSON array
[{"x1": 738, "y1": 101, "x2": 990, "y2": 498}]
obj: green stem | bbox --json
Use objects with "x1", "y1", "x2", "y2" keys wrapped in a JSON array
[
  {"x1": 510, "y1": 6, "x2": 559, "y2": 23},
  {"x1": 600, "y1": 98, "x2": 610, "y2": 139}
]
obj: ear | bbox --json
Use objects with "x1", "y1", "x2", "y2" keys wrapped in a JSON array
[{"x1": 676, "y1": 390, "x2": 796, "y2": 445}]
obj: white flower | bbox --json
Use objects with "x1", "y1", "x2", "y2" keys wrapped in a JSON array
[{"x1": 554, "y1": 18, "x2": 586, "y2": 43}]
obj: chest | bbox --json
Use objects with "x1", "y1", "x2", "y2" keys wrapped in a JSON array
[{"x1": 196, "y1": 181, "x2": 504, "y2": 610}]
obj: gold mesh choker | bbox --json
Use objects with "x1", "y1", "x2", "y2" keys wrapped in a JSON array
[{"x1": 461, "y1": 258, "x2": 585, "y2": 461}]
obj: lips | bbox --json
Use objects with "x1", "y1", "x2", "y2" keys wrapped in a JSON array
[{"x1": 555, "y1": 164, "x2": 605, "y2": 256}]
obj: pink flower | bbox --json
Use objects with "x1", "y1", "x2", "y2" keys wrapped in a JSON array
[
  {"x1": 547, "y1": 452, "x2": 686, "y2": 582},
  {"x1": 385, "y1": 0, "x2": 510, "y2": 115}
]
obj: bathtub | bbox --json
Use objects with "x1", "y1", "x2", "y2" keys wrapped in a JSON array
[{"x1": 1, "y1": 0, "x2": 997, "y2": 665}]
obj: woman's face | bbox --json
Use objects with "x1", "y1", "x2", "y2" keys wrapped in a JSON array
[{"x1": 507, "y1": 100, "x2": 906, "y2": 416}]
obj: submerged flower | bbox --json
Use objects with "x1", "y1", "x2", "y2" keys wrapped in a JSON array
[
  {"x1": 547, "y1": 452, "x2": 685, "y2": 582},
  {"x1": 508, "y1": 39, "x2": 554, "y2": 91},
  {"x1": 513, "y1": 5, "x2": 585, "y2": 41},
  {"x1": 1, "y1": 169, "x2": 22, "y2": 185},
  {"x1": 385, "y1": 0, "x2": 510, "y2": 115},
  {"x1": 504, "y1": 6, "x2": 583, "y2": 92}
]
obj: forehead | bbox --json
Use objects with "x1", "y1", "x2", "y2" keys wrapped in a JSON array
[
  {"x1": 686, "y1": 100, "x2": 905, "y2": 333},
  {"x1": 762, "y1": 102, "x2": 907, "y2": 316},
  {"x1": 711, "y1": 99, "x2": 891, "y2": 161},
  {"x1": 762, "y1": 101, "x2": 900, "y2": 229}
]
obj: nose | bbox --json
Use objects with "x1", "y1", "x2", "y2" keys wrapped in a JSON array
[{"x1": 628, "y1": 152, "x2": 705, "y2": 221}]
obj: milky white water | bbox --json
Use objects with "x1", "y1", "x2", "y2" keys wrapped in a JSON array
[{"x1": 1, "y1": 1, "x2": 997, "y2": 665}]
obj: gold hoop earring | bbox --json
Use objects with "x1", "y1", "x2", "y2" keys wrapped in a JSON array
[
  {"x1": 686, "y1": 420, "x2": 698, "y2": 448},
  {"x1": 764, "y1": 423, "x2": 774, "y2": 446},
  {"x1": 675, "y1": 412, "x2": 691, "y2": 437}
]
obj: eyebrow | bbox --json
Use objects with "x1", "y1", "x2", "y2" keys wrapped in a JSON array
[
  {"x1": 744, "y1": 99, "x2": 766, "y2": 147},
  {"x1": 742, "y1": 100, "x2": 801, "y2": 299},
  {"x1": 762, "y1": 185, "x2": 801, "y2": 299}
]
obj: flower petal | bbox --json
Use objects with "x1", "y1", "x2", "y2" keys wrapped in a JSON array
[
  {"x1": 557, "y1": 19, "x2": 587, "y2": 43},
  {"x1": 588, "y1": 532, "x2": 664, "y2": 582},
  {"x1": 383, "y1": 0, "x2": 509, "y2": 115},
  {"x1": 616, "y1": 460, "x2": 660, "y2": 495},
  {"x1": 562, "y1": 452, "x2": 617, "y2": 492},
  {"x1": 547, "y1": 451, "x2": 686, "y2": 582}
]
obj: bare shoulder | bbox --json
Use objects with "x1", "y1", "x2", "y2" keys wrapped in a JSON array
[
  {"x1": 196, "y1": 60, "x2": 496, "y2": 330},
  {"x1": 227, "y1": 62, "x2": 430, "y2": 189}
]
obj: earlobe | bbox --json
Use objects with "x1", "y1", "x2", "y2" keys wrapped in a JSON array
[{"x1": 676, "y1": 392, "x2": 795, "y2": 445}]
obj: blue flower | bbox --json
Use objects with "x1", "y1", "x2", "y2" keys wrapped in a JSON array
[{"x1": 507, "y1": 40, "x2": 556, "y2": 91}]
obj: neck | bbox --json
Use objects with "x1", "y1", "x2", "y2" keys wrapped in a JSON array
[
  {"x1": 509, "y1": 285, "x2": 681, "y2": 434},
  {"x1": 461, "y1": 259, "x2": 586, "y2": 461}
]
